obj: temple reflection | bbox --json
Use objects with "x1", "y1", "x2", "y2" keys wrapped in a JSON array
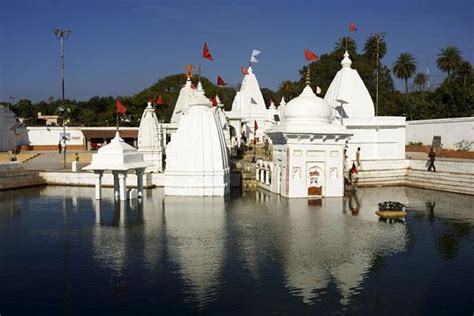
[{"x1": 164, "y1": 196, "x2": 226, "y2": 308}]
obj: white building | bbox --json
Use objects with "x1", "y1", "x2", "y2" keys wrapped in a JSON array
[
  {"x1": 213, "y1": 95, "x2": 232, "y2": 151},
  {"x1": 165, "y1": 82, "x2": 230, "y2": 196},
  {"x1": 325, "y1": 51, "x2": 406, "y2": 163},
  {"x1": 227, "y1": 67, "x2": 268, "y2": 145},
  {"x1": 137, "y1": 102, "x2": 164, "y2": 172},
  {"x1": 265, "y1": 82, "x2": 352, "y2": 198}
]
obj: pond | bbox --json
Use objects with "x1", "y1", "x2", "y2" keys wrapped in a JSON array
[{"x1": 0, "y1": 186, "x2": 473, "y2": 315}]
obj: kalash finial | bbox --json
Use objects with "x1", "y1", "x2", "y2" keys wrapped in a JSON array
[{"x1": 305, "y1": 65, "x2": 311, "y2": 86}]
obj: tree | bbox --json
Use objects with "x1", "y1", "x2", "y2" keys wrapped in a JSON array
[
  {"x1": 436, "y1": 46, "x2": 462, "y2": 82},
  {"x1": 392, "y1": 53, "x2": 416, "y2": 94},
  {"x1": 363, "y1": 34, "x2": 387, "y2": 62},
  {"x1": 334, "y1": 36, "x2": 357, "y2": 59},
  {"x1": 455, "y1": 61, "x2": 473, "y2": 87},
  {"x1": 413, "y1": 73, "x2": 428, "y2": 91}
]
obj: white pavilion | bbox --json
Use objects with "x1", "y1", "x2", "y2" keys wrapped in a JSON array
[
  {"x1": 83, "y1": 132, "x2": 152, "y2": 200},
  {"x1": 164, "y1": 82, "x2": 230, "y2": 196}
]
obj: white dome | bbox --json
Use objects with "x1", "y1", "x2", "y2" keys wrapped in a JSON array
[{"x1": 284, "y1": 85, "x2": 333, "y2": 124}]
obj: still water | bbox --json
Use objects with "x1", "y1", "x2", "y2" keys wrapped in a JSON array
[{"x1": 0, "y1": 186, "x2": 473, "y2": 315}]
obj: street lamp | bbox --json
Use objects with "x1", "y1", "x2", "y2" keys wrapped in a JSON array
[{"x1": 53, "y1": 28, "x2": 71, "y2": 169}]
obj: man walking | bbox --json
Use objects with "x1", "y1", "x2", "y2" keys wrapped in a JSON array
[
  {"x1": 427, "y1": 148, "x2": 436, "y2": 172},
  {"x1": 58, "y1": 141, "x2": 62, "y2": 154}
]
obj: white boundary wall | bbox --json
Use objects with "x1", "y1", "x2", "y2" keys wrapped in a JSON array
[{"x1": 406, "y1": 117, "x2": 474, "y2": 150}]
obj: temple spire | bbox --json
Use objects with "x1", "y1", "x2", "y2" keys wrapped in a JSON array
[{"x1": 305, "y1": 66, "x2": 311, "y2": 86}]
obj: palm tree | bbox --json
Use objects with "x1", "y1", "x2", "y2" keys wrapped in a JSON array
[
  {"x1": 363, "y1": 34, "x2": 387, "y2": 61},
  {"x1": 456, "y1": 61, "x2": 472, "y2": 87},
  {"x1": 334, "y1": 37, "x2": 357, "y2": 58},
  {"x1": 436, "y1": 46, "x2": 462, "y2": 81},
  {"x1": 413, "y1": 73, "x2": 428, "y2": 91},
  {"x1": 392, "y1": 53, "x2": 417, "y2": 94}
]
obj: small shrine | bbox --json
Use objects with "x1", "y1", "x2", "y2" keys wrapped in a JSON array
[
  {"x1": 137, "y1": 101, "x2": 164, "y2": 172},
  {"x1": 83, "y1": 132, "x2": 152, "y2": 200}
]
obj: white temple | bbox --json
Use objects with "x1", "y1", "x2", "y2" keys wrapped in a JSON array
[
  {"x1": 227, "y1": 67, "x2": 268, "y2": 145},
  {"x1": 165, "y1": 82, "x2": 231, "y2": 196},
  {"x1": 265, "y1": 78, "x2": 352, "y2": 198},
  {"x1": 137, "y1": 102, "x2": 164, "y2": 172},
  {"x1": 325, "y1": 51, "x2": 406, "y2": 162},
  {"x1": 213, "y1": 95, "x2": 232, "y2": 152},
  {"x1": 170, "y1": 76, "x2": 194, "y2": 126}
]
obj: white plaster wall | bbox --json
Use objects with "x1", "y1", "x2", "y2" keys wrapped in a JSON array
[
  {"x1": 26, "y1": 127, "x2": 85, "y2": 146},
  {"x1": 406, "y1": 117, "x2": 474, "y2": 149}
]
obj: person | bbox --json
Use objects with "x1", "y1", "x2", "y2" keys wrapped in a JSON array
[
  {"x1": 74, "y1": 153, "x2": 80, "y2": 162},
  {"x1": 264, "y1": 139, "x2": 269, "y2": 155},
  {"x1": 355, "y1": 147, "x2": 361, "y2": 168},
  {"x1": 58, "y1": 141, "x2": 62, "y2": 154},
  {"x1": 427, "y1": 147, "x2": 436, "y2": 172}
]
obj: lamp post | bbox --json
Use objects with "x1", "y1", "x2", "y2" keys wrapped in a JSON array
[{"x1": 53, "y1": 28, "x2": 71, "y2": 169}]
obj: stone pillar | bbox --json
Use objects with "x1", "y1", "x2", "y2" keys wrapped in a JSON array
[
  {"x1": 265, "y1": 168, "x2": 271, "y2": 185},
  {"x1": 113, "y1": 171, "x2": 119, "y2": 197},
  {"x1": 256, "y1": 167, "x2": 260, "y2": 182},
  {"x1": 118, "y1": 172, "x2": 127, "y2": 201},
  {"x1": 136, "y1": 168, "x2": 145, "y2": 197},
  {"x1": 94, "y1": 170, "x2": 103, "y2": 200}
]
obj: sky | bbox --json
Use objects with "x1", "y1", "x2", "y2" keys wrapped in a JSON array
[{"x1": 0, "y1": 0, "x2": 473, "y2": 103}]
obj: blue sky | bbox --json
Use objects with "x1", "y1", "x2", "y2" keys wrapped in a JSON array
[{"x1": 1, "y1": 0, "x2": 473, "y2": 102}]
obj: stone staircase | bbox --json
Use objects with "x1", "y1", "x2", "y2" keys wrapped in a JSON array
[
  {"x1": 405, "y1": 169, "x2": 474, "y2": 195},
  {"x1": 231, "y1": 145, "x2": 272, "y2": 190},
  {"x1": 0, "y1": 168, "x2": 46, "y2": 190}
]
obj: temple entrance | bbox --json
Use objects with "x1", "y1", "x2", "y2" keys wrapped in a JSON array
[{"x1": 307, "y1": 165, "x2": 323, "y2": 197}]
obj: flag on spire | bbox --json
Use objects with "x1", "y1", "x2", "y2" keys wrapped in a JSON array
[
  {"x1": 349, "y1": 22, "x2": 357, "y2": 32},
  {"x1": 304, "y1": 49, "x2": 318, "y2": 62},
  {"x1": 241, "y1": 66, "x2": 248, "y2": 75},
  {"x1": 116, "y1": 99, "x2": 127, "y2": 114},
  {"x1": 202, "y1": 42, "x2": 213, "y2": 61},
  {"x1": 250, "y1": 49, "x2": 261, "y2": 63},
  {"x1": 217, "y1": 76, "x2": 227, "y2": 86}
]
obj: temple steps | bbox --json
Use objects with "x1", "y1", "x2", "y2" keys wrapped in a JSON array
[{"x1": 0, "y1": 169, "x2": 46, "y2": 190}]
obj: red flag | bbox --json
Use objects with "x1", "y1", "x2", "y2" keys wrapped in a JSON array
[
  {"x1": 116, "y1": 99, "x2": 127, "y2": 114},
  {"x1": 241, "y1": 66, "x2": 248, "y2": 75},
  {"x1": 202, "y1": 42, "x2": 213, "y2": 61},
  {"x1": 217, "y1": 75, "x2": 227, "y2": 86},
  {"x1": 349, "y1": 22, "x2": 357, "y2": 32},
  {"x1": 210, "y1": 96, "x2": 217, "y2": 107},
  {"x1": 153, "y1": 95, "x2": 164, "y2": 105},
  {"x1": 304, "y1": 49, "x2": 318, "y2": 62},
  {"x1": 351, "y1": 163, "x2": 358, "y2": 174}
]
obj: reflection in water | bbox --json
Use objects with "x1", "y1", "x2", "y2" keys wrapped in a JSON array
[
  {"x1": 282, "y1": 198, "x2": 408, "y2": 305},
  {"x1": 0, "y1": 185, "x2": 473, "y2": 314},
  {"x1": 164, "y1": 196, "x2": 226, "y2": 308}
]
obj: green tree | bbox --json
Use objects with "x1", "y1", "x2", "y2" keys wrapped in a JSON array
[
  {"x1": 363, "y1": 34, "x2": 387, "y2": 62},
  {"x1": 413, "y1": 73, "x2": 428, "y2": 91},
  {"x1": 436, "y1": 46, "x2": 462, "y2": 82},
  {"x1": 334, "y1": 36, "x2": 357, "y2": 59},
  {"x1": 392, "y1": 53, "x2": 417, "y2": 94},
  {"x1": 455, "y1": 61, "x2": 473, "y2": 87}
]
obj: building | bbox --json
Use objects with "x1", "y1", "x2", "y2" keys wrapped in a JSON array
[
  {"x1": 265, "y1": 81, "x2": 352, "y2": 198},
  {"x1": 137, "y1": 102, "x2": 164, "y2": 172},
  {"x1": 226, "y1": 66, "x2": 268, "y2": 145},
  {"x1": 165, "y1": 82, "x2": 230, "y2": 196},
  {"x1": 0, "y1": 105, "x2": 25, "y2": 152}
]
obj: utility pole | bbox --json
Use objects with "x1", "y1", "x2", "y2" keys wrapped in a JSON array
[{"x1": 53, "y1": 29, "x2": 71, "y2": 169}]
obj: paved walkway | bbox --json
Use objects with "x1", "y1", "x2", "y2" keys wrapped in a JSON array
[
  {"x1": 406, "y1": 151, "x2": 474, "y2": 162},
  {"x1": 23, "y1": 151, "x2": 91, "y2": 171}
]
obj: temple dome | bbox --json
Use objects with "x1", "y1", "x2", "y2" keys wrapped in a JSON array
[
  {"x1": 324, "y1": 51, "x2": 375, "y2": 118},
  {"x1": 284, "y1": 85, "x2": 333, "y2": 125}
]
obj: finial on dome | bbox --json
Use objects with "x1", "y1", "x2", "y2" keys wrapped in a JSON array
[
  {"x1": 280, "y1": 96, "x2": 286, "y2": 106},
  {"x1": 341, "y1": 51, "x2": 352, "y2": 68},
  {"x1": 269, "y1": 100, "x2": 276, "y2": 109},
  {"x1": 248, "y1": 66, "x2": 253, "y2": 74},
  {"x1": 216, "y1": 95, "x2": 222, "y2": 105},
  {"x1": 305, "y1": 66, "x2": 311, "y2": 86}
]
